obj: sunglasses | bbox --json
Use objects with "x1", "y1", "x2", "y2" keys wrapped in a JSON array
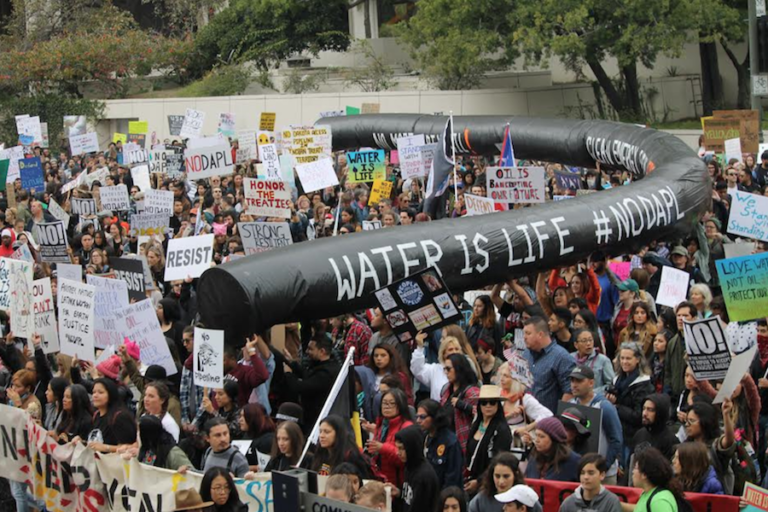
[
  {"x1": 416, "y1": 414, "x2": 429, "y2": 420},
  {"x1": 479, "y1": 400, "x2": 499, "y2": 406}
]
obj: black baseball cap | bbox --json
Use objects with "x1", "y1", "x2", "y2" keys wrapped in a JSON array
[{"x1": 569, "y1": 365, "x2": 595, "y2": 380}]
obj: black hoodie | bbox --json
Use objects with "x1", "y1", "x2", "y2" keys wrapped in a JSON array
[
  {"x1": 631, "y1": 393, "x2": 679, "y2": 459},
  {"x1": 395, "y1": 425, "x2": 440, "y2": 512}
]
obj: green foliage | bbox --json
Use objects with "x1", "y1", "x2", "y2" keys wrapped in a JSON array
[
  {"x1": 0, "y1": 95, "x2": 104, "y2": 153},
  {"x1": 343, "y1": 40, "x2": 397, "y2": 92},
  {"x1": 396, "y1": 0, "x2": 513, "y2": 90},
  {"x1": 191, "y1": 0, "x2": 350, "y2": 78},
  {"x1": 177, "y1": 64, "x2": 252, "y2": 97},
  {"x1": 281, "y1": 70, "x2": 325, "y2": 94}
]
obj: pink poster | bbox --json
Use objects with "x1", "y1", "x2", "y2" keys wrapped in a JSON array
[
  {"x1": 609, "y1": 261, "x2": 632, "y2": 281},
  {"x1": 390, "y1": 150, "x2": 399, "y2": 164}
]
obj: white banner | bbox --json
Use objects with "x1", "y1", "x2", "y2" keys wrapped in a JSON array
[
  {"x1": 69, "y1": 132, "x2": 99, "y2": 156},
  {"x1": 184, "y1": 144, "x2": 234, "y2": 179},
  {"x1": 99, "y1": 185, "x2": 131, "y2": 211},
  {"x1": 58, "y1": 279, "x2": 96, "y2": 361},
  {"x1": 193, "y1": 327, "x2": 225, "y2": 389},
  {"x1": 164, "y1": 234, "x2": 214, "y2": 281}
]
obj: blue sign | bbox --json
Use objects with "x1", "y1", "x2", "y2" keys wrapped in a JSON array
[{"x1": 19, "y1": 157, "x2": 44, "y2": 191}]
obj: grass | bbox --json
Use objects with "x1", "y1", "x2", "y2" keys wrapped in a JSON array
[{"x1": 651, "y1": 118, "x2": 768, "y2": 130}]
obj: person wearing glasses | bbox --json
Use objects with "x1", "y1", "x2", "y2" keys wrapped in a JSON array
[
  {"x1": 362, "y1": 388, "x2": 413, "y2": 491},
  {"x1": 439, "y1": 353, "x2": 481, "y2": 458},
  {"x1": 464, "y1": 385, "x2": 513, "y2": 495},
  {"x1": 199, "y1": 467, "x2": 247, "y2": 512},
  {"x1": 416, "y1": 399, "x2": 464, "y2": 488}
]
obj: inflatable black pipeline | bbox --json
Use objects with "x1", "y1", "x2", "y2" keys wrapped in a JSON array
[{"x1": 198, "y1": 115, "x2": 710, "y2": 339}]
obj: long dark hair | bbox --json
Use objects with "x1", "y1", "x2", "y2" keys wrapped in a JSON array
[
  {"x1": 575, "y1": 309, "x2": 601, "y2": 345},
  {"x1": 93, "y1": 377, "x2": 126, "y2": 416},
  {"x1": 367, "y1": 344, "x2": 407, "y2": 376},
  {"x1": 138, "y1": 415, "x2": 176, "y2": 468},
  {"x1": 145, "y1": 381, "x2": 171, "y2": 416},
  {"x1": 480, "y1": 453, "x2": 524, "y2": 497},
  {"x1": 49, "y1": 377, "x2": 68, "y2": 411},
  {"x1": 675, "y1": 442, "x2": 712, "y2": 493},
  {"x1": 447, "y1": 353, "x2": 477, "y2": 391},
  {"x1": 417, "y1": 399, "x2": 450, "y2": 431},
  {"x1": 200, "y1": 467, "x2": 243, "y2": 512},
  {"x1": 635, "y1": 447, "x2": 685, "y2": 500},
  {"x1": 532, "y1": 433, "x2": 573, "y2": 476},
  {"x1": 439, "y1": 487, "x2": 469, "y2": 512},
  {"x1": 470, "y1": 295, "x2": 496, "y2": 330},
  {"x1": 310, "y1": 415, "x2": 365, "y2": 475},
  {"x1": 270, "y1": 420, "x2": 304, "y2": 466},
  {"x1": 242, "y1": 403, "x2": 275, "y2": 438},
  {"x1": 57, "y1": 384, "x2": 93, "y2": 437},
  {"x1": 688, "y1": 401, "x2": 721, "y2": 443}
]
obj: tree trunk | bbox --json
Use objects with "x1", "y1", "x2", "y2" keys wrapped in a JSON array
[
  {"x1": 721, "y1": 40, "x2": 750, "y2": 109},
  {"x1": 622, "y1": 62, "x2": 642, "y2": 120},
  {"x1": 699, "y1": 40, "x2": 724, "y2": 115},
  {"x1": 586, "y1": 57, "x2": 626, "y2": 115}
]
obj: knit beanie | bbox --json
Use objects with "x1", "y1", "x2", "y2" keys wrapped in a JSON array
[
  {"x1": 536, "y1": 417, "x2": 567, "y2": 443},
  {"x1": 96, "y1": 355, "x2": 122, "y2": 380},
  {"x1": 124, "y1": 338, "x2": 140, "y2": 360}
]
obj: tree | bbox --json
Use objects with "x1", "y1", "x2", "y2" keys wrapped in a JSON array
[
  {"x1": 343, "y1": 39, "x2": 396, "y2": 92},
  {"x1": 396, "y1": 0, "x2": 513, "y2": 90},
  {"x1": 190, "y1": 0, "x2": 350, "y2": 78},
  {"x1": 511, "y1": 0, "x2": 696, "y2": 120}
]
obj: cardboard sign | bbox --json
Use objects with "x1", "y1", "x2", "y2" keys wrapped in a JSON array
[
  {"x1": 237, "y1": 130, "x2": 257, "y2": 163},
  {"x1": 193, "y1": 327, "x2": 225, "y2": 389},
  {"x1": 128, "y1": 121, "x2": 148, "y2": 134},
  {"x1": 86, "y1": 274, "x2": 129, "y2": 349},
  {"x1": 164, "y1": 234, "x2": 214, "y2": 281},
  {"x1": 373, "y1": 267, "x2": 462, "y2": 338},
  {"x1": 295, "y1": 158, "x2": 339, "y2": 193},
  {"x1": 243, "y1": 178, "x2": 292, "y2": 218},
  {"x1": 114, "y1": 299, "x2": 176, "y2": 375},
  {"x1": 369, "y1": 179, "x2": 393, "y2": 204},
  {"x1": 715, "y1": 345, "x2": 757, "y2": 404},
  {"x1": 111, "y1": 257, "x2": 146, "y2": 301},
  {"x1": 465, "y1": 193, "x2": 495, "y2": 216},
  {"x1": 130, "y1": 164, "x2": 151, "y2": 192},
  {"x1": 487, "y1": 166, "x2": 546, "y2": 203},
  {"x1": 144, "y1": 189, "x2": 174, "y2": 216},
  {"x1": 84, "y1": 167, "x2": 109, "y2": 188},
  {"x1": 725, "y1": 137, "x2": 743, "y2": 164},
  {"x1": 58, "y1": 279, "x2": 96, "y2": 361},
  {"x1": 168, "y1": 115, "x2": 185, "y2": 136},
  {"x1": 32, "y1": 278, "x2": 59, "y2": 354},
  {"x1": 99, "y1": 185, "x2": 130, "y2": 212},
  {"x1": 35, "y1": 221, "x2": 70, "y2": 263},
  {"x1": 180, "y1": 108, "x2": 205, "y2": 139},
  {"x1": 725, "y1": 242, "x2": 756, "y2": 260},
  {"x1": 728, "y1": 190, "x2": 768, "y2": 242},
  {"x1": 713, "y1": 110, "x2": 760, "y2": 154},
  {"x1": 656, "y1": 265, "x2": 691, "y2": 308},
  {"x1": 0, "y1": 145, "x2": 24, "y2": 183},
  {"x1": 421, "y1": 144, "x2": 437, "y2": 176},
  {"x1": 39, "y1": 122, "x2": 49, "y2": 148},
  {"x1": 555, "y1": 170, "x2": 581, "y2": 191},
  {"x1": 218, "y1": 113, "x2": 236, "y2": 138},
  {"x1": 69, "y1": 132, "x2": 99, "y2": 155},
  {"x1": 361, "y1": 102, "x2": 380, "y2": 114},
  {"x1": 716, "y1": 253, "x2": 768, "y2": 322},
  {"x1": 347, "y1": 150, "x2": 385, "y2": 183},
  {"x1": 44, "y1": 199, "x2": 69, "y2": 228},
  {"x1": 257, "y1": 143, "x2": 280, "y2": 180},
  {"x1": 19, "y1": 157, "x2": 44, "y2": 191},
  {"x1": 281, "y1": 125, "x2": 332, "y2": 165},
  {"x1": 397, "y1": 134, "x2": 427, "y2": 179},
  {"x1": 260, "y1": 112, "x2": 276, "y2": 131},
  {"x1": 184, "y1": 144, "x2": 234, "y2": 179},
  {"x1": 556, "y1": 401, "x2": 603, "y2": 456},
  {"x1": 346, "y1": 106, "x2": 361, "y2": 115},
  {"x1": 16, "y1": 115, "x2": 42, "y2": 144},
  {"x1": 683, "y1": 317, "x2": 732, "y2": 380},
  {"x1": 71, "y1": 198, "x2": 97, "y2": 216},
  {"x1": 129, "y1": 213, "x2": 169, "y2": 237},
  {"x1": 238, "y1": 222, "x2": 293, "y2": 255},
  {"x1": 11, "y1": 244, "x2": 34, "y2": 264},
  {"x1": 0, "y1": 159, "x2": 9, "y2": 190}
]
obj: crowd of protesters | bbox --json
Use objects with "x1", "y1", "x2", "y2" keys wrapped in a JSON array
[{"x1": 0, "y1": 127, "x2": 766, "y2": 512}]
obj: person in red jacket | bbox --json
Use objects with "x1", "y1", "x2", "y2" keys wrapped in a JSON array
[
  {"x1": 549, "y1": 267, "x2": 602, "y2": 315},
  {"x1": 363, "y1": 388, "x2": 413, "y2": 488},
  {"x1": 0, "y1": 228, "x2": 16, "y2": 258},
  {"x1": 222, "y1": 337, "x2": 270, "y2": 408}
]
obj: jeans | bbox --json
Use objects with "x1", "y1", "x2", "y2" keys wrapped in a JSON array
[{"x1": 10, "y1": 480, "x2": 31, "y2": 512}]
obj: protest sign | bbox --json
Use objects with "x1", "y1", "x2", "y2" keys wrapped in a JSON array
[
  {"x1": 165, "y1": 234, "x2": 214, "y2": 281},
  {"x1": 319, "y1": 110, "x2": 345, "y2": 118},
  {"x1": 239, "y1": 222, "x2": 293, "y2": 255},
  {"x1": 715, "y1": 345, "x2": 757, "y2": 404},
  {"x1": 69, "y1": 132, "x2": 99, "y2": 155},
  {"x1": 347, "y1": 150, "x2": 385, "y2": 182},
  {"x1": 32, "y1": 277, "x2": 59, "y2": 353},
  {"x1": 373, "y1": 267, "x2": 462, "y2": 338},
  {"x1": 244, "y1": 178, "x2": 292, "y2": 218},
  {"x1": 506, "y1": 349, "x2": 534, "y2": 388},
  {"x1": 728, "y1": 190, "x2": 768, "y2": 242},
  {"x1": 397, "y1": 134, "x2": 427, "y2": 179},
  {"x1": 63, "y1": 114, "x2": 87, "y2": 136},
  {"x1": 362, "y1": 220, "x2": 382, "y2": 230},
  {"x1": 149, "y1": 149, "x2": 171, "y2": 174},
  {"x1": 260, "y1": 112, "x2": 276, "y2": 131},
  {"x1": 129, "y1": 213, "x2": 170, "y2": 237},
  {"x1": 114, "y1": 299, "x2": 177, "y2": 375},
  {"x1": 716, "y1": 252, "x2": 768, "y2": 322},
  {"x1": 131, "y1": 164, "x2": 152, "y2": 192},
  {"x1": 87, "y1": 274, "x2": 129, "y2": 349},
  {"x1": 165, "y1": 153, "x2": 184, "y2": 178},
  {"x1": 465, "y1": 193, "x2": 495, "y2": 216},
  {"x1": 180, "y1": 108, "x2": 205, "y2": 138},
  {"x1": 111, "y1": 257, "x2": 146, "y2": 301},
  {"x1": 555, "y1": 170, "x2": 581, "y2": 191},
  {"x1": 237, "y1": 130, "x2": 258, "y2": 163},
  {"x1": 58, "y1": 279, "x2": 96, "y2": 361},
  {"x1": 295, "y1": 158, "x2": 339, "y2": 193},
  {"x1": 11, "y1": 243, "x2": 34, "y2": 263},
  {"x1": 725, "y1": 242, "x2": 756, "y2": 260},
  {"x1": 361, "y1": 102, "x2": 380, "y2": 114},
  {"x1": 713, "y1": 110, "x2": 760, "y2": 154},
  {"x1": 258, "y1": 143, "x2": 281, "y2": 180},
  {"x1": 194, "y1": 327, "x2": 225, "y2": 388},
  {"x1": 0, "y1": 145, "x2": 24, "y2": 182},
  {"x1": 113, "y1": 132, "x2": 127, "y2": 144},
  {"x1": 725, "y1": 137, "x2": 743, "y2": 164},
  {"x1": 84, "y1": 167, "x2": 109, "y2": 188},
  {"x1": 282, "y1": 125, "x2": 332, "y2": 164},
  {"x1": 556, "y1": 401, "x2": 603, "y2": 456},
  {"x1": 40, "y1": 122, "x2": 49, "y2": 148},
  {"x1": 16, "y1": 115, "x2": 42, "y2": 144},
  {"x1": 71, "y1": 197, "x2": 97, "y2": 216},
  {"x1": 125, "y1": 145, "x2": 149, "y2": 165},
  {"x1": 168, "y1": 114, "x2": 185, "y2": 136},
  {"x1": 683, "y1": 317, "x2": 732, "y2": 380},
  {"x1": 128, "y1": 120, "x2": 148, "y2": 134},
  {"x1": 99, "y1": 185, "x2": 131, "y2": 211},
  {"x1": 145, "y1": 189, "x2": 174, "y2": 216},
  {"x1": 656, "y1": 265, "x2": 691, "y2": 308},
  {"x1": 487, "y1": 166, "x2": 546, "y2": 203},
  {"x1": 743, "y1": 483, "x2": 768, "y2": 512},
  {"x1": 57, "y1": 263, "x2": 82, "y2": 285},
  {"x1": 369, "y1": 178, "x2": 393, "y2": 204},
  {"x1": 608, "y1": 261, "x2": 632, "y2": 281},
  {"x1": 19, "y1": 157, "x2": 44, "y2": 191},
  {"x1": 218, "y1": 112, "x2": 236, "y2": 138},
  {"x1": 0, "y1": 159, "x2": 8, "y2": 190},
  {"x1": 0, "y1": 258, "x2": 33, "y2": 338},
  {"x1": 421, "y1": 143, "x2": 437, "y2": 175},
  {"x1": 346, "y1": 105, "x2": 361, "y2": 115},
  {"x1": 184, "y1": 143, "x2": 234, "y2": 179},
  {"x1": 35, "y1": 221, "x2": 70, "y2": 263}
]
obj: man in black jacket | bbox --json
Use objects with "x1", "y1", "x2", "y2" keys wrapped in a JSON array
[
  {"x1": 283, "y1": 335, "x2": 340, "y2": 436},
  {"x1": 393, "y1": 425, "x2": 440, "y2": 512},
  {"x1": 632, "y1": 393, "x2": 679, "y2": 461}
]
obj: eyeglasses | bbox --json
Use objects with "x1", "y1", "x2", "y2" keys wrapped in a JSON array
[
  {"x1": 381, "y1": 400, "x2": 396, "y2": 407},
  {"x1": 416, "y1": 414, "x2": 429, "y2": 420},
  {"x1": 479, "y1": 400, "x2": 498, "y2": 406},
  {"x1": 443, "y1": 366, "x2": 453, "y2": 373},
  {"x1": 685, "y1": 418, "x2": 699, "y2": 426},
  {"x1": 211, "y1": 486, "x2": 230, "y2": 494}
]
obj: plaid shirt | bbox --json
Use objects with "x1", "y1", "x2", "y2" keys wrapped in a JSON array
[
  {"x1": 440, "y1": 383, "x2": 479, "y2": 458},
  {"x1": 524, "y1": 341, "x2": 576, "y2": 413},
  {"x1": 334, "y1": 319, "x2": 372, "y2": 366}
]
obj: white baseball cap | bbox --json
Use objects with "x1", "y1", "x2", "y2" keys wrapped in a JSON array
[{"x1": 495, "y1": 485, "x2": 539, "y2": 507}]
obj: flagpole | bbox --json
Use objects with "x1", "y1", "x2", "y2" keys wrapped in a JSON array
[{"x1": 449, "y1": 112, "x2": 458, "y2": 199}]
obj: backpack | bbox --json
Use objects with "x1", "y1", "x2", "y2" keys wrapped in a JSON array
[{"x1": 646, "y1": 488, "x2": 693, "y2": 512}]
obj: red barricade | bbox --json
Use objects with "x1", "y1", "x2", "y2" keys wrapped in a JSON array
[{"x1": 526, "y1": 479, "x2": 740, "y2": 512}]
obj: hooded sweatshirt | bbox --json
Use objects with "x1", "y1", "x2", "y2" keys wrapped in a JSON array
[
  {"x1": 632, "y1": 393, "x2": 679, "y2": 460},
  {"x1": 560, "y1": 486, "x2": 622, "y2": 512},
  {"x1": 395, "y1": 425, "x2": 440, "y2": 512}
]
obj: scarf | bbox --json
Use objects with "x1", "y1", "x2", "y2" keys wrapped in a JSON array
[
  {"x1": 758, "y1": 335, "x2": 768, "y2": 367},
  {"x1": 615, "y1": 368, "x2": 639, "y2": 396}
]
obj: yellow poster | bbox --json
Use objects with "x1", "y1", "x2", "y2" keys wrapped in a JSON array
[
  {"x1": 128, "y1": 121, "x2": 148, "y2": 134},
  {"x1": 369, "y1": 179, "x2": 393, "y2": 204},
  {"x1": 260, "y1": 112, "x2": 276, "y2": 131},
  {"x1": 113, "y1": 133, "x2": 127, "y2": 144}
]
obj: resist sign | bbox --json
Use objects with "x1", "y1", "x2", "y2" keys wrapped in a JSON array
[{"x1": 164, "y1": 234, "x2": 214, "y2": 281}]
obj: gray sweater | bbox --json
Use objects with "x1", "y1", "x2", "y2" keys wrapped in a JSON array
[
  {"x1": 559, "y1": 486, "x2": 622, "y2": 512},
  {"x1": 202, "y1": 445, "x2": 249, "y2": 478}
]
